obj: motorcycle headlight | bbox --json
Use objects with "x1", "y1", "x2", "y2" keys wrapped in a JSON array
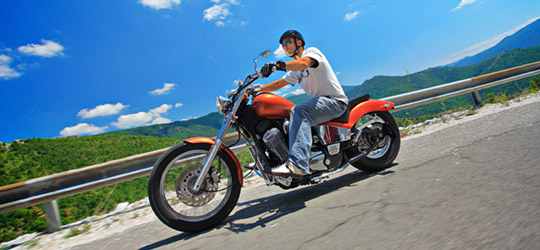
[{"x1": 216, "y1": 95, "x2": 231, "y2": 114}]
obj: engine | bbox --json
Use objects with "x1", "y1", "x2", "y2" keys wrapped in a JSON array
[{"x1": 262, "y1": 127, "x2": 289, "y2": 163}]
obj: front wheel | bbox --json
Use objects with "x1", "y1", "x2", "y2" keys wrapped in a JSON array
[
  {"x1": 148, "y1": 142, "x2": 241, "y2": 232},
  {"x1": 348, "y1": 111, "x2": 401, "y2": 172}
]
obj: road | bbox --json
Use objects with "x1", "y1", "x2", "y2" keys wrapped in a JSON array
[{"x1": 72, "y1": 100, "x2": 540, "y2": 250}]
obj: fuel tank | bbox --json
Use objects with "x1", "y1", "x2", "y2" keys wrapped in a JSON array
[{"x1": 252, "y1": 93, "x2": 295, "y2": 119}]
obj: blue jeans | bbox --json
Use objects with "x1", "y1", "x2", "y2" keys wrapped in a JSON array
[{"x1": 288, "y1": 96, "x2": 347, "y2": 171}]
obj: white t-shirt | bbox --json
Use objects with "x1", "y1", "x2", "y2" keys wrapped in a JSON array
[{"x1": 282, "y1": 47, "x2": 348, "y2": 104}]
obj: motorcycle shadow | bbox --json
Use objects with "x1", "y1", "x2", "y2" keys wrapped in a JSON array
[
  {"x1": 139, "y1": 168, "x2": 395, "y2": 250},
  {"x1": 220, "y1": 168, "x2": 395, "y2": 232}
]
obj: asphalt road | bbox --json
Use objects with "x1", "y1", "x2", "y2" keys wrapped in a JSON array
[{"x1": 72, "y1": 100, "x2": 540, "y2": 250}]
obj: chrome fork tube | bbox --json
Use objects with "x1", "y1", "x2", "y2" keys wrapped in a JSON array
[{"x1": 193, "y1": 88, "x2": 248, "y2": 192}]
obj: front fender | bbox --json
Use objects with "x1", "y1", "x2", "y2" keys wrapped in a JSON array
[
  {"x1": 184, "y1": 137, "x2": 243, "y2": 186},
  {"x1": 324, "y1": 99, "x2": 394, "y2": 129}
]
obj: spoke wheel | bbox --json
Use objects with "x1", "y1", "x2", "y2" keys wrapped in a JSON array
[
  {"x1": 348, "y1": 111, "x2": 401, "y2": 172},
  {"x1": 148, "y1": 142, "x2": 241, "y2": 232}
]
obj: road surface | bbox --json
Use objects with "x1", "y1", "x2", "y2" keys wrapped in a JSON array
[{"x1": 70, "y1": 99, "x2": 540, "y2": 249}]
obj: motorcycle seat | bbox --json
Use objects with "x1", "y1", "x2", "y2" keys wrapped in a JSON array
[{"x1": 329, "y1": 93, "x2": 370, "y2": 123}]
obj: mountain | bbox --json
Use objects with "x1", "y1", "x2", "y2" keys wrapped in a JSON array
[
  {"x1": 106, "y1": 112, "x2": 224, "y2": 140},
  {"x1": 347, "y1": 45, "x2": 540, "y2": 101},
  {"x1": 108, "y1": 45, "x2": 540, "y2": 139},
  {"x1": 449, "y1": 18, "x2": 540, "y2": 67},
  {"x1": 347, "y1": 45, "x2": 540, "y2": 119}
]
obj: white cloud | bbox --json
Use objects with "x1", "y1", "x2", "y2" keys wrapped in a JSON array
[
  {"x1": 151, "y1": 117, "x2": 172, "y2": 125},
  {"x1": 139, "y1": 0, "x2": 181, "y2": 10},
  {"x1": 150, "y1": 103, "x2": 173, "y2": 115},
  {"x1": 0, "y1": 54, "x2": 12, "y2": 64},
  {"x1": 77, "y1": 103, "x2": 128, "y2": 119},
  {"x1": 111, "y1": 104, "x2": 173, "y2": 129},
  {"x1": 150, "y1": 83, "x2": 176, "y2": 95},
  {"x1": 60, "y1": 123, "x2": 108, "y2": 137},
  {"x1": 18, "y1": 40, "x2": 64, "y2": 58},
  {"x1": 284, "y1": 88, "x2": 305, "y2": 97},
  {"x1": 111, "y1": 112, "x2": 154, "y2": 129},
  {"x1": 181, "y1": 115, "x2": 198, "y2": 121},
  {"x1": 344, "y1": 11, "x2": 361, "y2": 21},
  {"x1": 274, "y1": 45, "x2": 286, "y2": 59},
  {"x1": 451, "y1": 0, "x2": 477, "y2": 12},
  {"x1": 0, "y1": 54, "x2": 21, "y2": 80},
  {"x1": 203, "y1": 0, "x2": 240, "y2": 26},
  {"x1": 175, "y1": 103, "x2": 183, "y2": 108},
  {"x1": 0, "y1": 65, "x2": 21, "y2": 80},
  {"x1": 440, "y1": 16, "x2": 540, "y2": 65},
  {"x1": 203, "y1": 4, "x2": 231, "y2": 21}
]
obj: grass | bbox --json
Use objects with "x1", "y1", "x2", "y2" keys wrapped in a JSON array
[
  {"x1": 64, "y1": 224, "x2": 91, "y2": 239},
  {"x1": 23, "y1": 239, "x2": 38, "y2": 248}
]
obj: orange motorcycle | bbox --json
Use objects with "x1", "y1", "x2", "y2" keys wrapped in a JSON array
[{"x1": 148, "y1": 51, "x2": 400, "y2": 232}]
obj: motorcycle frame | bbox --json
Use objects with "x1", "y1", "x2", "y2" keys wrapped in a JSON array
[
  {"x1": 193, "y1": 98, "x2": 394, "y2": 189},
  {"x1": 190, "y1": 51, "x2": 395, "y2": 191}
]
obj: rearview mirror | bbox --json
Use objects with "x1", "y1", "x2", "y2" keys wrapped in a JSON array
[
  {"x1": 254, "y1": 50, "x2": 273, "y2": 73},
  {"x1": 260, "y1": 50, "x2": 272, "y2": 58}
]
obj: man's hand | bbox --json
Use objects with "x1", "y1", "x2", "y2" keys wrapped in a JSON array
[
  {"x1": 261, "y1": 61, "x2": 286, "y2": 78},
  {"x1": 261, "y1": 63, "x2": 276, "y2": 77}
]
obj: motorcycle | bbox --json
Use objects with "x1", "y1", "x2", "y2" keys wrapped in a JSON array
[{"x1": 148, "y1": 51, "x2": 400, "y2": 232}]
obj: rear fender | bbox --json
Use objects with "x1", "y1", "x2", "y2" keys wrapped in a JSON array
[
  {"x1": 323, "y1": 99, "x2": 394, "y2": 129},
  {"x1": 184, "y1": 137, "x2": 243, "y2": 186}
]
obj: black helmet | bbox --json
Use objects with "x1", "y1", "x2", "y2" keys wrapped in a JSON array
[{"x1": 279, "y1": 30, "x2": 305, "y2": 47}]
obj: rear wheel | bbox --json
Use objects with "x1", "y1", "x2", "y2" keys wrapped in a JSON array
[
  {"x1": 348, "y1": 111, "x2": 400, "y2": 172},
  {"x1": 148, "y1": 142, "x2": 241, "y2": 232}
]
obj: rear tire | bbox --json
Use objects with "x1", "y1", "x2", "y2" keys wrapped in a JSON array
[
  {"x1": 148, "y1": 142, "x2": 241, "y2": 232},
  {"x1": 348, "y1": 111, "x2": 400, "y2": 172}
]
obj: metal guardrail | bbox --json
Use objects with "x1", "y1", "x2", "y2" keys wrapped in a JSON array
[
  {"x1": 1, "y1": 61, "x2": 540, "y2": 232},
  {"x1": 384, "y1": 61, "x2": 540, "y2": 111}
]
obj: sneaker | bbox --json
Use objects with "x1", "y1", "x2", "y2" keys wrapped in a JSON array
[
  {"x1": 244, "y1": 163, "x2": 255, "y2": 170},
  {"x1": 264, "y1": 161, "x2": 311, "y2": 176}
]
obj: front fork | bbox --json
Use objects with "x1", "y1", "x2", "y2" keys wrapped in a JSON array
[{"x1": 192, "y1": 88, "x2": 247, "y2": 192}]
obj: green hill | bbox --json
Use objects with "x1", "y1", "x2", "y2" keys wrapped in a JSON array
[
  {"x1": 0, "y1": 135, "x2": 181, "y2": 242},
  {"x1": 0, "y1": 132, "x2": 256, "y2": 243},
  {"x1": 106, "y1": 112, "x2": 224, "y2": 139},
  {"x1": 346, "y1": 45, "x2": 540, "y2": 119},
  {"x1": 449, "y1": 18, "x2": 540, "y2": 67},
  {"x1": 276, "y1": 46, "x2": 540, "y2": 112},
  {"x1": 347, "y1": 46, "x2": 540, "y2": 99},
  {"x1": 104, "y1": 45, "x2": 540, "y2": 139}
]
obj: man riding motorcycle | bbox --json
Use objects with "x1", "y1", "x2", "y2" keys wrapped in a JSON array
[
  {"x1": 148, "y1": 31, "x2": 400, "y2": 233},
  {"x1": 258, "y1": 30, "x2": 349, "y2": 177}
]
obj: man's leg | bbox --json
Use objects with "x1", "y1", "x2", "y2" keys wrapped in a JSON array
[{"x1": 288, "y1": 97, "x2": 346, "y2": 172}]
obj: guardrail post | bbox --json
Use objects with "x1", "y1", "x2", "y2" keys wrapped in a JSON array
[
  {"x1": 470, "y1": 91, "x2": 482, "y2": 109},
  {"x1": 43, "y1": 200, "x2": 62, "y2": 232}
]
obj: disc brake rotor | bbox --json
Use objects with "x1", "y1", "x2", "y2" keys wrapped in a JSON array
[
  {"x1": 360, "y1": 124, "x2": 383, "y2": 148},
  {"x1": 176, "y1": 165, "x2": 218, "y2": 207}
]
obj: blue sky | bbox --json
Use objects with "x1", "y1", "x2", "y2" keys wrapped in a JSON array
[{"x1": 1, "y1": 0, "x2": 539, "y2": 142}]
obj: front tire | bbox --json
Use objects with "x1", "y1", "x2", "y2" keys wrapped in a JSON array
[
  {"x1": 148, "y1": 142, "x2": 241, "y2": 232},
  {"x1": 348, "y1": 111, "x2": 400, "y2": 172}
]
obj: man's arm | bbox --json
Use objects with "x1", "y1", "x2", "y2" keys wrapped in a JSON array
[
  {"x1": 284, "y1": 57, "x2": 316, "y2": 71},
  {"x1": 259, "y1": 78, "x2": 290, "y2": 92}
]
